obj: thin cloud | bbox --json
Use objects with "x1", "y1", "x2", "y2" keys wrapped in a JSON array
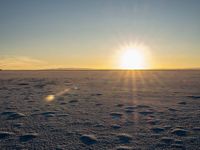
[{"x1": 0, "y1": 56, "x2": 48, "y2": 70}]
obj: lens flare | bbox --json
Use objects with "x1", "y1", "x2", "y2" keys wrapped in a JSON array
[{"x1": 45, "y1": 95, "x2": 55, "y2": 102}]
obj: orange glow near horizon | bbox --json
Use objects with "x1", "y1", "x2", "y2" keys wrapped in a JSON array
[{"x1": 0, "y1": 41, "x2": 199, "y2": 70}]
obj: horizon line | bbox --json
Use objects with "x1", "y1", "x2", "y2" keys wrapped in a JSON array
[{"x1": 1, "y1": 68, "x2": 200, "y2": 71}]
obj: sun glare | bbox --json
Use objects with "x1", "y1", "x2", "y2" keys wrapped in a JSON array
[{"x1": 119, "y1": 45, "x2": 148, "y2": 70}]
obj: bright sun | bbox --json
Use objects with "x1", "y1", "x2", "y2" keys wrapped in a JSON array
[{"x1": 120, "y1": 47, "x2": 146, "y2": 70}]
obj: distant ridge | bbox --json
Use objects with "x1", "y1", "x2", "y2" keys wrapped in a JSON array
[{"x1": 42, "y1": 68, "x2": 95, "y2": 71}]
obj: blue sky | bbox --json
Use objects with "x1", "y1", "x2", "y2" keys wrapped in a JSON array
[{"x1": 0, "y1": 0, "x2": 199, "y2": 69}]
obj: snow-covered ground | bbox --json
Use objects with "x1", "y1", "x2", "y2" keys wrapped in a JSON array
[{"x1": 0, "y1": 70, "x2": 199, "y2": 150}]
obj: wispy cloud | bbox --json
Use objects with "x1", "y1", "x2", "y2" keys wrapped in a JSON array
[{"x1": 0, "y1": 56, "x2": 49, "y2": 70}]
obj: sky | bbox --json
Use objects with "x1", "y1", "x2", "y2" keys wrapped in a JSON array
[{"x1": 0, "y1": 0, "x2": 200, "y2": 70}]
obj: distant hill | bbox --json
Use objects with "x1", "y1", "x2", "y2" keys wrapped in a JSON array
[{"x1": 42, "y1": 68, "x2": 95, "y2": 71}]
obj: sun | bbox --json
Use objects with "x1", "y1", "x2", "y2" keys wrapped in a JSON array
[{"x1": 120, "y1": 47, "x2": 146, "y2": 70}]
